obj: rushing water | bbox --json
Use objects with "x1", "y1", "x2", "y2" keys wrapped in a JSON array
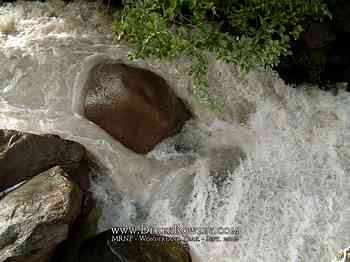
[{"x1": 1, "y1": 1, "x2": 350, "y2": 261}]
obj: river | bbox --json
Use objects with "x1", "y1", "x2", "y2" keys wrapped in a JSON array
[{"x1": 0, "y1": 1, "x2": 350, "y2": 261}]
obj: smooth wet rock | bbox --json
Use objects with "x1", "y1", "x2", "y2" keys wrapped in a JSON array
[
  {"x1": 78, "y1": 230, "x2": 191, "y2": 262},
  {"x1": 0, "y1": 129, "x2": 87, "y2": 192},
  {"x1": 0, "y1": 166, "x2": 83, "y2": 262},
  {"x1": 83, "y1": 63, "x2": 191, "y2": 154}
]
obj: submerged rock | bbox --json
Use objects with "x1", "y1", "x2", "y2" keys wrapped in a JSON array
[
  {"x1": 0, "y1": 129, "x2": 88, "y2": 192},
  {"x1": 78, "y1": 230, "x2": 191, "y2": 262},
  {"x1": 0, "y1": 166, "x2": 83, "y2": 262},
  {"x1": 206, "y1": 146, "x2": 246, "y2": 188},
  {"x1": 83, "y1": 63, "x2": 191, "y2": 154}
]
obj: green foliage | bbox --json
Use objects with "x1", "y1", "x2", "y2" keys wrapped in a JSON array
[
  {"x1": 218, "y1": 0, "x2": 331, "y2": 67},
  {"x1": 112, "y1": 0, "x2": 330, "y2": 109}
]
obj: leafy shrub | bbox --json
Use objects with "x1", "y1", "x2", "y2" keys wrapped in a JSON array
[{"x1": 112, "y1": 0, "x2": 331, "y2": 108}]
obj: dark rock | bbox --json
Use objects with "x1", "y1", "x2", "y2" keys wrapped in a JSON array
[
  {"x1": 83, "y1": 63, "x2": 191, "y2": 154},
  {"x1": 327, "y1": 46, "x2": 350, "y2": 66},
  {"x1": 335, "y1": 1, "x2": 350, "y2": 33},
  {"x1": 78, "y1": 230, "x2": 191, "y2": 262},
  {"x1": 50, "y1": 205, "x2": 100, "y2": 262},
  {"x1": 103, "y1": 0, "x2": 123, "y2": 9},
  {"x1": 0, "y1": 129, "x2": 88, "y2": 192},
  {"x1": 275, "y1": 61, "x2": 310, "y2": 86},
  {"x1": 303, "y1": 22, "x2": 336, "y2": 49},
  {"x1": 0, "y1": 166, "x2": 83, "y2": 262},
  {"x1": 274, "y1": 1, "x2": 350, "y2": 91}
]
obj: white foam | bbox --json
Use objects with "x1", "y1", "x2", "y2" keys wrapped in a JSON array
[{"x1": 0, "y1": 1, "x2": 349, "y2": 261}]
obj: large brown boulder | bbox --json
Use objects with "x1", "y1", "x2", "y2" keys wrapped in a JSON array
[
  {"x1": 0, "y1": 166, "x2": 83, "y2": 262},
  {"x1": 83, "y1": 63, "x2": 191, "y2": 154},
  {"x1": 0, "y1": 129, "x2": 88, "y2": 192}
]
